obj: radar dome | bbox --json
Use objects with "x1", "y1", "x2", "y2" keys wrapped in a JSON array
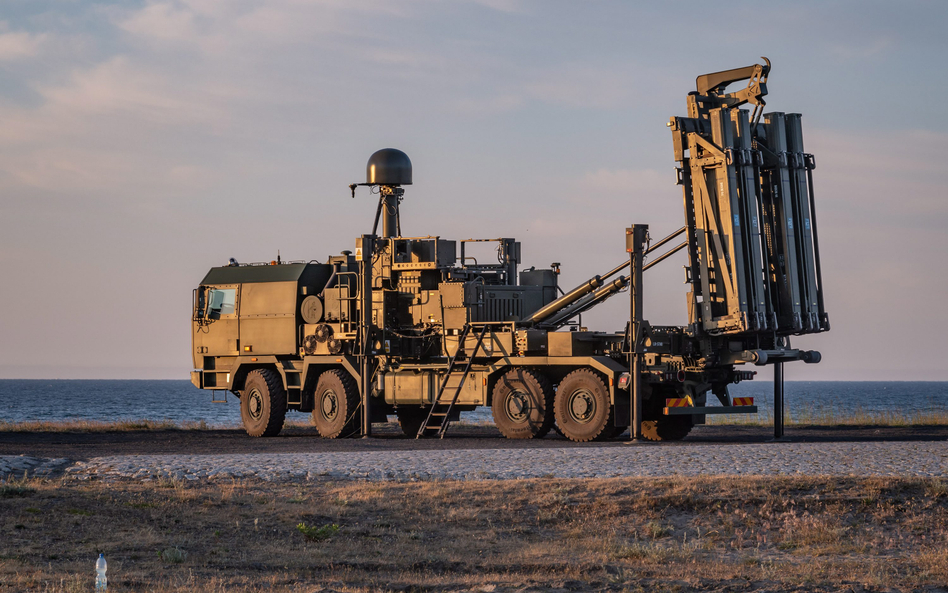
[{"x1": 366, "y1": 148, "x2": 412, "y2": 185}]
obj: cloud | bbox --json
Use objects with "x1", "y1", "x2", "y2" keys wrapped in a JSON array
[
  {"x1": 0, "y1": 31, "x2": 44, "y2": 61},
  {"x1": 119, "y1": 2, "x2": 199, "y2": 43},
  {"x1": 453, "y1": 93, "x2": 525, "y2": 115},
  {"x1": 581, "y1": 168, "x2": 670, "y2": 196},
  {"x1": 522, "y1": 63, "x2": 644, "y2": 110},
  {"x1": 37, "y1": 56, "x2": 225, "y2": 123},
  {"x1": 0, "y1": 51, "x2": 246, "y2": 195},
  {"x1": 807, "y1": 128, "x2": 948, "y2": 229},
  {"x1": 463, "y1": 0, "x2": 527, "y2": 13},
  {"x1": 827, "y1": 35, "x2": 894, "y2": 61}
]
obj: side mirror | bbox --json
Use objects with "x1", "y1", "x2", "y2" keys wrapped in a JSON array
[{"x1": 193, "y1": 287, "x2": 208, "y2": 322}]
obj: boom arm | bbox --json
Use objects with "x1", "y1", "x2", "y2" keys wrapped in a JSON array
[
  {"x1": 689, "y1": 57, "x2": 770, "y2": 127},
  {"x1": 521, "y1": 227, "x2": 688, "y2": 330}
]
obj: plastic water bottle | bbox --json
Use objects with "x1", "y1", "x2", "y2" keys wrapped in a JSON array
[{"x1": 95, "y1": 553, "x2": 107, "y2": 591}]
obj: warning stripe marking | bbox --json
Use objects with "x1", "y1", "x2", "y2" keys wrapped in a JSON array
[
  {"x1": 733, "y1": 397, "x2": 754, "y2": 406},
  {"x1": 665, "y1": 398, "x2": 692, "y2": 408}
]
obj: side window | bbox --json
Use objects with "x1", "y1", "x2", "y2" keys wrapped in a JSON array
[{"x1": 207, "y1": 288, "x2": 236, "y2": 318}]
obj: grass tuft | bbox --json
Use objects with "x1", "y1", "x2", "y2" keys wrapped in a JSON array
[
  {"x1": 0, "y1": 483, "x2": 35, "y2": 497},
  {"x1": 644, "y1": 520, "x2": 672, "y2": 539},
  {"x1": 159, "y1": 546, "x2": 187, "y2": 563},
  {"x1": 296, "y1": 522, "x2": 340, "y2": 541}
]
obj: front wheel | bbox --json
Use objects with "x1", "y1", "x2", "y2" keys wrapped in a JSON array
[
  {"x1": 240, "y1": 369, "x2": 287, "y2": 437},
  {"x1": 553, "y1": 369, "x2": 612, "y2": 442},
  {"x1": 491, "y1": 369, "x2": 554, "y2": 439}
]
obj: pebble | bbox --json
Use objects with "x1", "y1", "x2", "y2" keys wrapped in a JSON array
[{"x1": 2, "y1": 441, "x2": 947, "y2": 482}]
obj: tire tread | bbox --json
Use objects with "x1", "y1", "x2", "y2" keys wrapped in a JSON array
[
  {"x1": 313, "y1": 369, "x2": 361, "y2": 438},
  {"x1": 553, "y1": 368, "x2": 613, "y2": 443},
  {"x1": 242, "y1": 368, "x2": 287, "y2": 438}
]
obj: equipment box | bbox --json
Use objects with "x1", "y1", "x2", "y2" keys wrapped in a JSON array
[{"x1": 548, "y1": 332, "x2": 599, "y2": 357}]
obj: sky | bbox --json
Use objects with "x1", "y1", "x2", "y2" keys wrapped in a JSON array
[{"x1": 0, "y1": 0, "x2": 946, "y2": 381}]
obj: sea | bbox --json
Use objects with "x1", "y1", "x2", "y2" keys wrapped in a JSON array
[{"x1": 1, "y1": 380, "x2": 947, "y2": 427}]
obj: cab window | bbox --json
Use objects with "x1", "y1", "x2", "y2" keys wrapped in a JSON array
[{"x1": 207, "y1": 288, "x2": 236, "y2": 318}]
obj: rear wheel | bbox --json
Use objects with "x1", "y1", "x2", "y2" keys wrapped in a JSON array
[
  {"x1": 491, "y1": 369, "x2": 554, "y2": 439},
  {"x1": 640, "y1": 386, "x2": 693, "y2": 441},
  {"x1": 240, "y1": 369, "x2": 287, "y2": 437},
  {"x1": 553, "y1": 369, "x2": 612, "y2": 442},
  {"x1": 395, "y1": 406, "x2": 429, "y2": 438},
  {"x1": 312, "y1": 370, "x2": 361, "y2": 438},
  {"x1": 641, "y1": 417, "x2": 693, "y2": 441}
]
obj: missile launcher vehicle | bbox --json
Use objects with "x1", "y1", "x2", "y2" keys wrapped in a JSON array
[{"x1": 191, "y1": 58, "x2": 828, "y2": 441}]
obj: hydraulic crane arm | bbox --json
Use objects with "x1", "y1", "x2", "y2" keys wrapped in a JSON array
[
  {"x1": 690, "y1": 57, "x2": 771, "y2": 126},
  {"x1": 696, "y1": 58, "x2": 770, "y2": 104},
  {"x1": 521, "y1": 227, "x2": 687, "y2": 329}
]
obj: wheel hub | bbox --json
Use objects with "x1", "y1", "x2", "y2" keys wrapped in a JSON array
[
  {"x1": 568, "y1": 389, "x2": 596, "y2": 423},
  {"x1": 248, "y1": 388, "x2": 264, "y2": 420},
  {"x1": 505, "y1": 390, "x2": 530, "y2": 422},
  {"x1": 321, "y1": 389, "x2": 338, "y2": 420}
]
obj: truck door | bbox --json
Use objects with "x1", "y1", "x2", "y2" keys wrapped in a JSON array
[{"x1": 193, "y1": 284, "x2": 240, "y2": 358}]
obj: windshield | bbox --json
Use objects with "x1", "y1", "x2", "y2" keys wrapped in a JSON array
[{"x1": 207, "y1": 288, "x2": 236, "y2": 317}]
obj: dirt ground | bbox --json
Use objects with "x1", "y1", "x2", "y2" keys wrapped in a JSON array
[
  {"x1": 1, "y1": 475, "x2": 947, "y2": 592},
  {"x1": 2, "y1": 423, "x2": 947, "y2": 461}
]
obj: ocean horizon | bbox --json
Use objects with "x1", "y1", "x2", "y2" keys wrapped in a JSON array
[{"x1": 2, "y1": 379, "x2": 946, "y2": 427}]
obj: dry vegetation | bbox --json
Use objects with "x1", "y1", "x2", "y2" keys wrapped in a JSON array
[
  {"x1": 708, "y1": 408, "x2": 948, "y2": 427},
  {"x1": 1, "y1": 475, "x2": 947, "y2": 592},
  {"x1": 4, "y1": 408, "x2": 948, "y2": 434},
  {"x1": 0, "y1": 420, "x2": 210, "y2": 433},
  {"x1": 0, "y1": 418, "x2": 390, "y2": 433}
]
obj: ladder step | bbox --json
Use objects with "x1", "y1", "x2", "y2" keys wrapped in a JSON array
[{"x1": 415, "y1": 322, "x2": 493, "y2": 439}]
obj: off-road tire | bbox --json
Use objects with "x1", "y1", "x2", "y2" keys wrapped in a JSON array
[
  {"x1": 641, "y1": 417, "x2": 693, "y2": 441},
  {"x1": 553, "y1": 369, "x2": 613, "y2": 442},
  {"x1": 640, "y1": 386, "x2": 693, "y2": 441},
  {"x1": 395, "y1": 407, "x2": 430, "y2": 438},
  {"x1": 491, "y1": 368, "x2": 555, "y2": 439},
  {"x1": 240, "y1": 369, "x2": 287, "y2": 438},
  {"x1": 312, "y1": 370, "x2": 361, "y2": 438}
]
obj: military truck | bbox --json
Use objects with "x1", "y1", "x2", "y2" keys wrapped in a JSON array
[{"x1": 191, "y1": 58, "x2": 828, "y2": 441}]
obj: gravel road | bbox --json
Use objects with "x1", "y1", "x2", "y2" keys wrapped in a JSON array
[
  {"x1": 4, "y1": 424, "x2": 947, "y2": 460},
  {"x1": 3, "y1": 440, "x2": 946, "y2": 482}
]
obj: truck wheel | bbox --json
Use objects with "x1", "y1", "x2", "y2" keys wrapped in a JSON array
[
  {"x1": 396, "y1": 407, "x2": 429, "y2": 438},
  {"x1": 554, "y1": 369, "x2": 612, "y2": 442},
  {"x1": 240, "y1": 369, "x2": 287, "y2": 437},
  {"x1": 312, "y1": 370, "x2": 361, "y2": 438},
  {"x1": 640, "y1": 386, "x2": 693, "y2": 441},
  {"x1": 641, "y1": 417, "x2": 693, "y2": 441},
  {"x1": 491, "y1": 369, "x2": 554, "y2": 439}
]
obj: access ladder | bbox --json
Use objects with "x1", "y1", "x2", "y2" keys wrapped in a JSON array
[{"x1": 416, "y1": 323, "x2": 491, "y2": 439}]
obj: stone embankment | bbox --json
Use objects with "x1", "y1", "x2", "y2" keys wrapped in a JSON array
[
  {"x1": 0, "y1": 456, "x2": 72, "y2": 478},
  {"x1": 3, "y1": 441, "x2": 946, "y2": 482}
]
